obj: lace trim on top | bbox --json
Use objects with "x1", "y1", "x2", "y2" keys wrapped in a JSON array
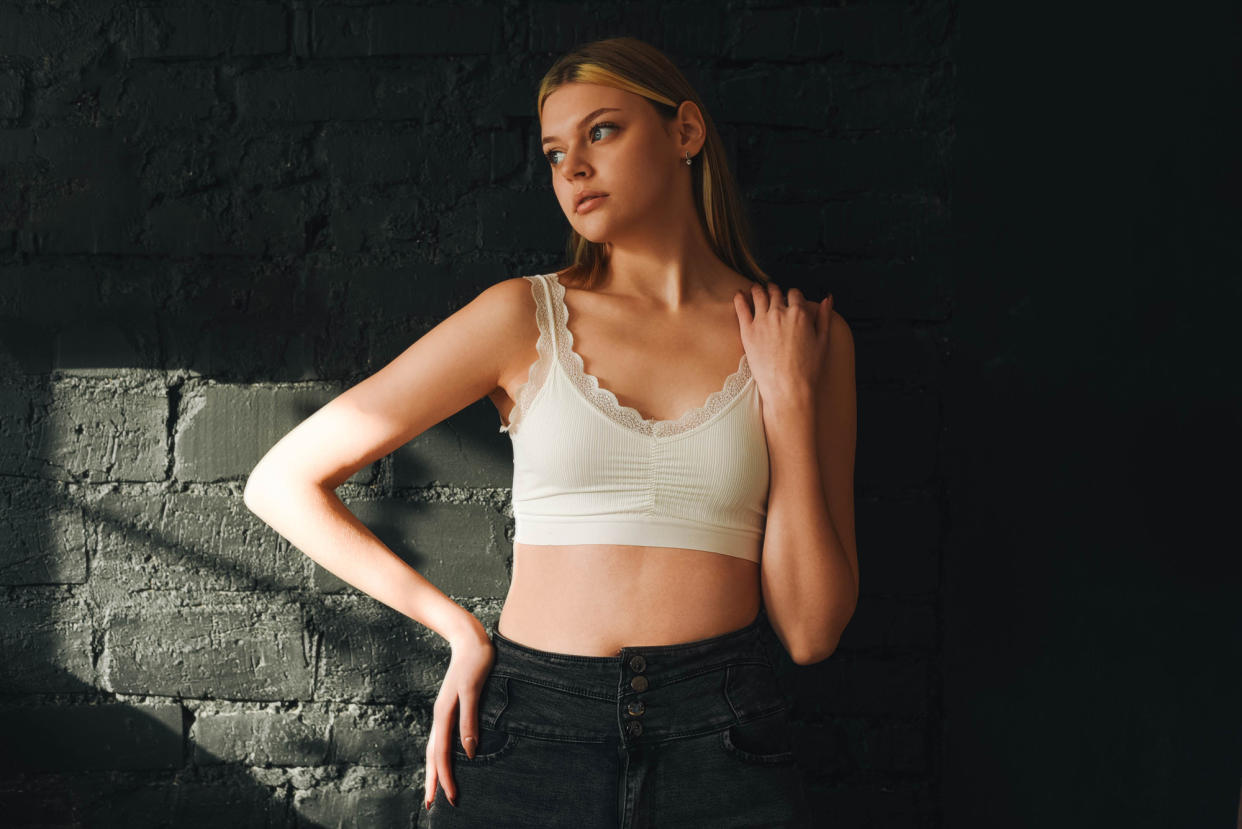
[
  {"x1": 546, "y1": 272, "x2": 753, "y2": 439},
  {"x1": 501, "y1": 272, "x2": 754, "y2": 438},
  {"x1": 499, "y1": 275, "x2": 556, "y2": 435}
]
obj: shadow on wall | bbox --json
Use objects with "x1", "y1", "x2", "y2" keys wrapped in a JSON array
[{"x1": 0, "y1": 376, "x2": 515, "y2": 827}]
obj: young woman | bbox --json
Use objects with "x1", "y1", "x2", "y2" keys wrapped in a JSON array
[{"x1": 245, "y1": 36, "x2": 857, "y2": 828}]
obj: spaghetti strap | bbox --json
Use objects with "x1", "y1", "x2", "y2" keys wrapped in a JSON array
[
  {"x1": 498, "y1": 273, "x2": 559, "y2": 435},
  {"x1": 534, "y1": 274, "x2": 559, "y2": 361}
]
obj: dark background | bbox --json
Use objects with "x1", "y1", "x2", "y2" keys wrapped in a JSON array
[
  {"x1": 949, "y1": 3, "x2": 1241, "y2": 826},
  {"x1": 0, "y1": 1, "x2": 1238, "y2": 827}
]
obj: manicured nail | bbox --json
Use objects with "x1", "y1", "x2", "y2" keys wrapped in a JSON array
[{"x1": 463, "y1": 735, "x2": 476, "y2": 759}]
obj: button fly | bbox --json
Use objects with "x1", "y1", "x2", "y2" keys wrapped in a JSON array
[
  {"x1": 630, "y1": 675, "x2": 649, "y2": 692},
  {"x1": 628, "y1": 654, "x2": 646, "y2": 672},
  {"x1": 626, "y1": 700, "x2": 645, "y2": 716},
  {"x1": 625, "y1": 720, "x2": 643, "y2": 736}
]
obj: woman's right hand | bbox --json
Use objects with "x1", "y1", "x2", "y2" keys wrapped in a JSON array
[{"x1": 424, "y1": 621, "x2": 496, "y2": 812}]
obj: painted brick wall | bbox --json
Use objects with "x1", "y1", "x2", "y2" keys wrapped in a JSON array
[{"x1": 0, "y1": 2, "x2": 957, "y2": 826}]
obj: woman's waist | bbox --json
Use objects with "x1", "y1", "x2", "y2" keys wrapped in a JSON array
[
  {"x1": 482, "y1": 593, "x2": 788, "y2": 747},
  {"x1": 501, "y1": 542, "x2": 761, "y2": 657}
]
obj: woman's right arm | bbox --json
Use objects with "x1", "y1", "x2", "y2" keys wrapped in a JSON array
[{"x1": 241, "y1": 276, "x2": 534, "y2": 647}]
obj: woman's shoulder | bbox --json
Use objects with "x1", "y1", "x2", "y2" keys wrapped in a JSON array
[{"x1": 474, "y1": 273, "x2": 548, "y2": 326}]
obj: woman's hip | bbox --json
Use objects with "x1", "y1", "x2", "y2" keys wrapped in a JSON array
[
  {"x1": 429, "y1": 609, "x2": 811, "y2": 827},
  {"x1": 483, "y1": 608, "x2": 787, "y2": 746}
]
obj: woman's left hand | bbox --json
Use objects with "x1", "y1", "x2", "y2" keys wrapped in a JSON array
[{"x1": 733, "y1": 282, "x2": 834, "y2": 413}]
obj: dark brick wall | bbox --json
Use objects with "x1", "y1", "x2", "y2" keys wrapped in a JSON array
[{"x1": 0, "y1": 2, "x2": 957, "y2": 827}]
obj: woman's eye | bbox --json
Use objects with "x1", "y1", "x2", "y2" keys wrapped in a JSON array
[
  {"x1": 544, "y1": 122, "x2": 619, "y2": 166},
  {"x1": 589, "y1": 121, "x2": 619, "y2": 141}
]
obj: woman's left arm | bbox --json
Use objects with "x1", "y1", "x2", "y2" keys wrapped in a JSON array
[{"x1": 737, "y1": 284, "x2": 859, "y2": 665}]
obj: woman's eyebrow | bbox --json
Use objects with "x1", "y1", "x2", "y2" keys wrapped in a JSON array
[{"x1": 541, "y1": 107, "x2": 623, "y2": 146}]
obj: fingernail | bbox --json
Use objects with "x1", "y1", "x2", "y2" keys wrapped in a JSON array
[{"x1": 464, "y1": 735, "x2": 476, "y2": 759}]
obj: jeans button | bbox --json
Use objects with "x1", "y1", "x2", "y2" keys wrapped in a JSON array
[
  {"x1": 628, "y1": 654, "x2": 646, "y2": 672},
  {"x1": 630, "y1": 675, "x2": 649, "y2": 692},
  {"x1": 626, "y1": 720, "x2": 643, "y2": 737},
  {"x1": 627, "y1": 700, "x2": 645, "y2": 716}
]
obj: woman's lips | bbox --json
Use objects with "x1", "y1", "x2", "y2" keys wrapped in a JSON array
[{"x1": 575, "y1": 194, "x2": 607, "y2": 214}]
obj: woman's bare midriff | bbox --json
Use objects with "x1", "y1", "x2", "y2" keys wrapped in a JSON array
[{"x1": 497, "y1": 542, "x2": 762, "y2": 656}]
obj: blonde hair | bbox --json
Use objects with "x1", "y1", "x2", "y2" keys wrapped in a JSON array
[{"x1": 536, "y1": 36, "x2": 771, "y2": 290}]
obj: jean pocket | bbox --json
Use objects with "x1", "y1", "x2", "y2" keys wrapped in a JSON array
[
  {"x1": 720, "y1": 707, "x2": 797, "y2": 765},
  {"x1": 450, "y1": 723, "x2": 518, "y2": 764},
  {"x1": 724, "y1": 660, "x2": 789, "y2": 718}
]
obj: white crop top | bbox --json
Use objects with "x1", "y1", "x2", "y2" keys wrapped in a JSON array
[{"x1": 498, "y1": 272, "x2": 771, "y2": 562}]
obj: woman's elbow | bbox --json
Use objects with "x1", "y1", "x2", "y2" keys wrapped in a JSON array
[{"x1": 242, "y1": 465, "x2": 278, "y2": 512}]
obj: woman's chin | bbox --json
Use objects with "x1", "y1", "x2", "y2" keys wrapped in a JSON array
[{"x1": 571, "y1": 221, "x2": 610, "y2": 243}]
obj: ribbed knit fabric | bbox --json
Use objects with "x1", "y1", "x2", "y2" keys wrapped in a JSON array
[{"x1": 499, "y1": 272, "x2": 770, "y2": 562}]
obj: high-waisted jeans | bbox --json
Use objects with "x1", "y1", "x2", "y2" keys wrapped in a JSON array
[{"x1": 426, "y1": 608, "x2": 812, "y2": 828}]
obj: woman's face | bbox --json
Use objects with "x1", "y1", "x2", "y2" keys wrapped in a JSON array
[{"x1": 540, "y1": 82, "x2": 689, "y2": 244}]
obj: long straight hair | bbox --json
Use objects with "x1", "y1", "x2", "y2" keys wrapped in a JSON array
[{"x1": 536, "y1": 37, "x2": 771, "y2": 290}]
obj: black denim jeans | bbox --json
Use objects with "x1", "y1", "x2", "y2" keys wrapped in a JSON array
[{"x1": 426, "y1": 608, "x2": 812, "y2": 828}]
